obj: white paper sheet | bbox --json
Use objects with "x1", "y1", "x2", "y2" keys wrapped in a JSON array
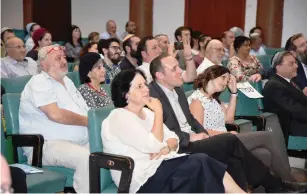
[{"x1": 236, "y1": 82, "x2": 263, "y2": 98}]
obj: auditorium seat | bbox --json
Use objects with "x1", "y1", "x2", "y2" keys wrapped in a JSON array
[
  {"x1": 265, "y1": 47, "x2": 285, "y2": 55},
  {"x1": 1, "y1": 75, "x2": 32, "y2": 93}
]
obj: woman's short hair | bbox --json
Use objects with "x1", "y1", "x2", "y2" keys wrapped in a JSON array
[
  {"x1": 88, "y1": 32, "x2": 99, "y2": 43},
  {"x1": 234, "y1": 36, "x2": 250, "y2": 52},
  {"x1": 194, "y1": 65, "x2": 230, "y2": 103},
  {"x1": 111, "y1": 69, "x2": 146, "y2": 108}
]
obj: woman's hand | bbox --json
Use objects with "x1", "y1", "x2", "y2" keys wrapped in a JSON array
[
  {"x1": 149, "y1": 146, "x2": 170, "y2": 160},
  {"x1": 142, "y1": 97, "x2": 163, "y2": 114},
  {"x1": 228, "y1": 74, "x2": 237, "y2": 93},
  {"x1": 249, "y1": 73, "x2": 262, "y2": 83}
]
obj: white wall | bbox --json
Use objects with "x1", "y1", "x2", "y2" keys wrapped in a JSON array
[
  {"x1": 1, "y1": 0, "x2": 23, "y2": 29},
  {"x1": 71, "y1": 0, "x2": 129, "y2": 37},
  {"x1": 153, "y1": 0, "x2": 185, "y2": 42},
  {"x1": 244, "y1": 0, "x2": 257, "y2": 36},
  {"x1": 281, "y1": 0, "x2": 307, "y2": 47}
]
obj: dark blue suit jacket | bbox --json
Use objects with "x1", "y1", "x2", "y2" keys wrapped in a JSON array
[{"x1": 294, "y1": 61, "x2": 307, "y2": 89}]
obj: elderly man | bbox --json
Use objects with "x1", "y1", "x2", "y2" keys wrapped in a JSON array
[
  {"x1": 120, "y1": 35, "x2": 140, "y2": 70},
  {"x1": 263, "y1": 51, "x2": 307, "y2": 137},
  {"x1": 1, "y1": 37, "x2": 38, "y2": 78},
  {"x1": 250, "y1": 33, "x2": 266, "y2": 56},
  {"x1": 136, "y1": 36, "x2": 196, "y2": 84},
  {"x1": 285, "y1": 33, "x2": 307, "y2": 96},
  {"x1": 155, "y1": 34, "x2": 169, "y2": 55},
  {"x1": 197, "y1": 39, "x2": 224, "y2": 75},
  {"x1": 100, "y1": 20, "x2": 122, "y2": 40},
  {"x1": 1, "y1": 27, "x2": 15, "y2": 57},
  {"x1": 221, "y1": 31, "x2": 235, "y2": 60},
  {"x1": 193, "y1": 34, "x2": 212, "y2": 68},
  {"x1": 19, "y1": 45, "x2": 90, "y2": 193}
]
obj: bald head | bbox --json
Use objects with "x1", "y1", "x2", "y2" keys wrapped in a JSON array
[
  {"x1": 5, "y1": 37, "x2": 26, "y2": 61},
  {"x1": 106, "y1": 20, "x2": 117, "y2": 34},
  {"x1": 206, "y1": 39, "x2": 225, "y2": 65}
]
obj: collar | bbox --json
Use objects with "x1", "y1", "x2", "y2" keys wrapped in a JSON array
[
  {"x1": 203, "y1": 57, "x2": 222, "y2": 66},
  {"x1": 157, "y1": 81, "x2": 178, "y2": 100},
  {"x1": 276, "y1": 73, "x2": 291, "y2": 83},
  {"x1": 141, "y1": 61, "x2": 150, "y2": 67},
  {"x1": 5, "y1": 56, "x2": 28, "y2": 65}
]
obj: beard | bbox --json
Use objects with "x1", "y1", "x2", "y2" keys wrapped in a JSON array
[
  {"x1": 108, "y1": 52, "x2": 121, "y2": 64},
  {"x1": 297, "y1": 49, "x2": 307, "y2": 65},
  {"x1": 130, "y1": 49, "x2": 138, "y2": 58}
]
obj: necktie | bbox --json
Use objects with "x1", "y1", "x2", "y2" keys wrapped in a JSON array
[{"x1": 291, "y1": 81, "x2": 301, "y2": 91}]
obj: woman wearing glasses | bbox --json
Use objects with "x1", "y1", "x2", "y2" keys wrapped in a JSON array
[{"x1": 227, "y1": 36, "x2": 263, "y2": 83}]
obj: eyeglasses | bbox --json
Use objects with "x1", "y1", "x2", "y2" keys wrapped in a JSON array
[
  {"x1": 212, "y1": 48, "x2": 225, "y2": 53},
  {"x1": 109, "y1": 46, "x2": 121, "y2": 51},
  {"x1": 6, "y1": 45, "x2": 26, "y2": 50},
  {"x1": 44, "y1": 46, "x2": 66, "y2": 57}
]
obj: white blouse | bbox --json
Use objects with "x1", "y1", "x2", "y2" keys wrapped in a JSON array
[
  {"x1": 188, "y1": 90, "x2": 227, "y2": 132},
  {"x1": 101, "y1": 108, "x2": 182, "y2": 193}
]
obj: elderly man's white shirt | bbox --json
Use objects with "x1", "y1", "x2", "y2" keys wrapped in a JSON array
[
  {"x1": 19, "y1": 71, "x2": 89, "y2": 155},
  {"x1": 197, "y1": 58, "x2": 222, "y2": 75}
]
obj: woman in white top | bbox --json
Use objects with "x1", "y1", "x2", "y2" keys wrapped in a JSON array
[
  {"x1": 101, "y1": 69, "x2": 246, "y2": 193},
  {"x1": 188, "y1": 65, "x2": 296, "y2": 182},
  {"x1": 25, "y1": 22, "x2": 41, "y2": 53}
]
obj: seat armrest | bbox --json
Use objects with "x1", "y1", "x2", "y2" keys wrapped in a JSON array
[
  {"x1": 225, "y1": 123, "x2": 240, "y2": 132},
  {"x1": 89, "y1": 152, "x2": 134, "y2": 193},
  {"x1": 6, "y1": 134, "x2": 44, "y2": 167},
  {"x1": 235, "y1": 115, "x2": 266, "y2": 131}
]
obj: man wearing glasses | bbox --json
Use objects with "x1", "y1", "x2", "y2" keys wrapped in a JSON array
[
  {"x1": 196, "y1": 39, "x2": 225, "y2": 75},
  {"x1": 98, "y1": 38, "x2": 121, "y2": 83},
  {"x1": 19, "y1": 45, "x2": 90, "y2": 193},
  {"x1": 1, "y1": 37, "x2": 38, "y2": 78}
]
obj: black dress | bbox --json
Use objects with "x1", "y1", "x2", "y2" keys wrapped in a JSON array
[{"x1": 26, "y1": 50, "x2": 38, "y2": 61}]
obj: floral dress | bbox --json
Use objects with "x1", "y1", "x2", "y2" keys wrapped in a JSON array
[
  {"x1": 78, "y1": 84, "x2": 112, "y2": 109},
  {"x1": 227, "y1": 55, "x2": 263, "y2": 82}
]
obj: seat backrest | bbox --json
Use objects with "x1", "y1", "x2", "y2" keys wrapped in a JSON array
[
  {"x1": 102, "y1": 84, "x2": 111, "y2": 95},
  {"x1": 67, "y1": 62, "x2": 75, "y2": 72},
  {"x1": 66, "y1": 71, "x2": 81, "y2": 88},
  {"x1": 88, "y1": 104, "x2": 115, "y2": 190},
  {"x1": 1, "y1": 75, "x2": 32, "y2": 93},
  {"x1": 184, "y1": 90, "x2": 194, "y2": 98},
  {"x1": 13, "y1": 29, "x2": 26, "y2": 41},
  {"x1": 257, "y1": 55, "x2": 273, "y2": 69},
  {"x1": 2, "y1": 93, "x2": 27, "y2": 163},
  {"x1": 1, "y1": 117, "x2": 7, "y2": 157},
  {"x1": 221, "y1": 60, "x2": 228, "y2": 67},
  {"x1": 182, "y1": 82, "x2": 194, "y2": 92},
  {"x1": 265, "y1": 47, "x2": 285, "y2": 55}
]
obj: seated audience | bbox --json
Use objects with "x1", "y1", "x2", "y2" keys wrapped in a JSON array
[
  {"x1": 197, "y1": 39, "x2": 224, "y2": 75},
  {"x1": 263, "y1": 51, "x2": 307, "y2": 137},
  {"x1": 1, "y1": 37, "x2": 38, "y2": 78},
  {"x1": 121, "y1": 21, "x2": 137, "y2": 40},
  {"x1": 26, "y1": 28, "x2": 52, "y2": 61},
  {"x1": 285, "y1": 33, "x2": 307, "y2": 95},
  {"x1": 227, "y1": 36, "x2": 263, "y2": 82},
  {"x1": 148, "y1": 54, "x2": 307, "y2": 192},
  {"x1": 78, "y1": 52, "x2": 111, "y2": 108},
  {"x1": 229, "y1": 26, "x2": 244, "y2": 37},
  {"x1": 25, "y1": 22, "x2": 41, "y2": 52},
  {"x1": 97, "y1": 38, "x2": 121, "y2": 82},
  {"x1": 249, "y1": 33, "x2": 266, "y2": 56},
  {"x1": 191, "y1": 30, "x2": 202, "y2": 55},
  {"x1": 88, "y1": 31, "x2": 100, "y2": 43},
  {"x1": 120, "y1": 34, "x2": 140, "y2": 70},
  {"x1": 154, "y1": 34, "x2": 169, "y2": 55},
  {"x1": 1, "y1": 154, "x2": 27, "y2": 193},
  {"x1": 189, "y1": 65, "x2": 296, "y2": 181},
  {"x1": 221, "y1": 31, "x2": 235, "y2": 60},
  {"x1": 79, "y1": 42, "x2": 98, "y2": 57},
  {"x1": 193, "y1": 34, "x2": 212, "y2": 68},
  {"x1": 65, "y1": 25, "x2": 83, "y2": 62},
  {"x1": 1, "y1": 27, "x2": 15, "y2": 57},
  {"x1": 137, "y1": 36, "x2": 196, "y2": 84},
  {"x1": 19, "y1": 45, "x2": 90, "y2": 193},
  {"x1": 100, "y1": 20, "x2": 122, "y2": 40},
  {"x1": 102, "y1": 69, "x2": 245, "y2": 193},
  {"x1": 249, "y1": 26, "x2": 267, "y2": 49}
]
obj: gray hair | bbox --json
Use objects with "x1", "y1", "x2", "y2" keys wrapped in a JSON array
[
  {"x1": 37, "y1": 44, "x2": 60, "y2": 67},
  {"x1": 272, "y1": 51, "x2": 294, "y2": 72}
]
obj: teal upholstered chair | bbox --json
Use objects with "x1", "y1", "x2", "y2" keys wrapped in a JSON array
[
  {"x1": 257, "y1": 55, "x2": 274, "y2": 69},
  {"x1": 68, "y1": 62, "x2": 76, "y2": 72},
  {"x1": 182, "y1": 82, "x2": 194, "y2": 92},
  {"x1": 221, "y1": 60, "x2": 228, "y2": 67},
  {"x1": 82, "y1": 38, "x2": 89, "y2": 46},
  {"x1": 88, "y1": 105, "x2": 134, "y2": 193},
  {"x1": 2, "y1": 93, "x2": 75, "y2": 190},
  {"x1": 265, "y1": 47, "x2": 285, "y2": 55},
  {"x1": 1, "y1": 75, "x2": 32, "y2": 93},
  {"x1": 1, "y1": 97, "x2": 67, "y2": 193},
  {"x1": 66, "y1": 71, "x2": 81, "y2": 88},
  {"x1": 12, "y1": 29, "x2": 26, "y2": 41}
]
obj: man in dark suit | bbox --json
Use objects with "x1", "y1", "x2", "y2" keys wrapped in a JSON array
[
  {"x1": 285, "y1": 33, "x2": 307, "y2": 96},
  {"x1": 148, "y1": 54, "x2": 307, "y2": 192},
  {"x1": 263, "y1": 51, "x2": 307, "y2": 137}
]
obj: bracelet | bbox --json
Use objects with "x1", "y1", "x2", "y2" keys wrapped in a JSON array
[
  {"x1": 229, "y1": 90, "x2": 238, "y2": 95},
  {"x1": 230, "y1": 93, "x2": 238, "y2": 96}
]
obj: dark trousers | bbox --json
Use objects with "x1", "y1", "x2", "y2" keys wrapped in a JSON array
[
  {"x1": 137, "y1": 153, "x2": 226, "y2": 193},
  {"x1": 10, "y1": 167, "x2": 27, "y2": 193},
  {"x1": 181, "y1": 133, "x2": 270, "y2": 190}
]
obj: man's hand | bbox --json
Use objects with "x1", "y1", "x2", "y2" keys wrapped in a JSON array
[
  {"x1": 303, "y1": 87, "x2": 307, "y2": 96},
  {"x1": 189, "y1": 133, "x2": 209, "y2": 142},
  {"x1": 149, "y1": 146, "x2": 170, "y2": 160},
  {"x1": 166, "y1": 138, "x2": 178, "y2": 151},
  {"x1": 182, "y1": 37, "x2": 193, "y2": 60},
  {"x1": 249, "y1": 73, "x2": 262, "y2": 82}
]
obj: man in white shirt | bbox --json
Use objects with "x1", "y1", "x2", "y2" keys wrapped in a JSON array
[
  {"x1": 250, "y1": 33, "x2": 267, "y2": 56},
  {"x1": 285, "y1": 33, "x2": 307, "y2": 96},
  {"x1": 221, "y1": 31, "x2": 235, "y2": 60},
  {"x1": 100, "y1": 20, "x2": 122, "y2": 41},
  {"x1": 19, "y1": 45, "x2": 90, "y2": 193},
  {"x1": 197, "y1": 39, "x2": 224, "y2": 75},
  {"x1": 137, "y1": 36, "x2": 197, "y2": 84},
  {"x1": 1, "y1": 37, "x2": 38, "y2": 78}
]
